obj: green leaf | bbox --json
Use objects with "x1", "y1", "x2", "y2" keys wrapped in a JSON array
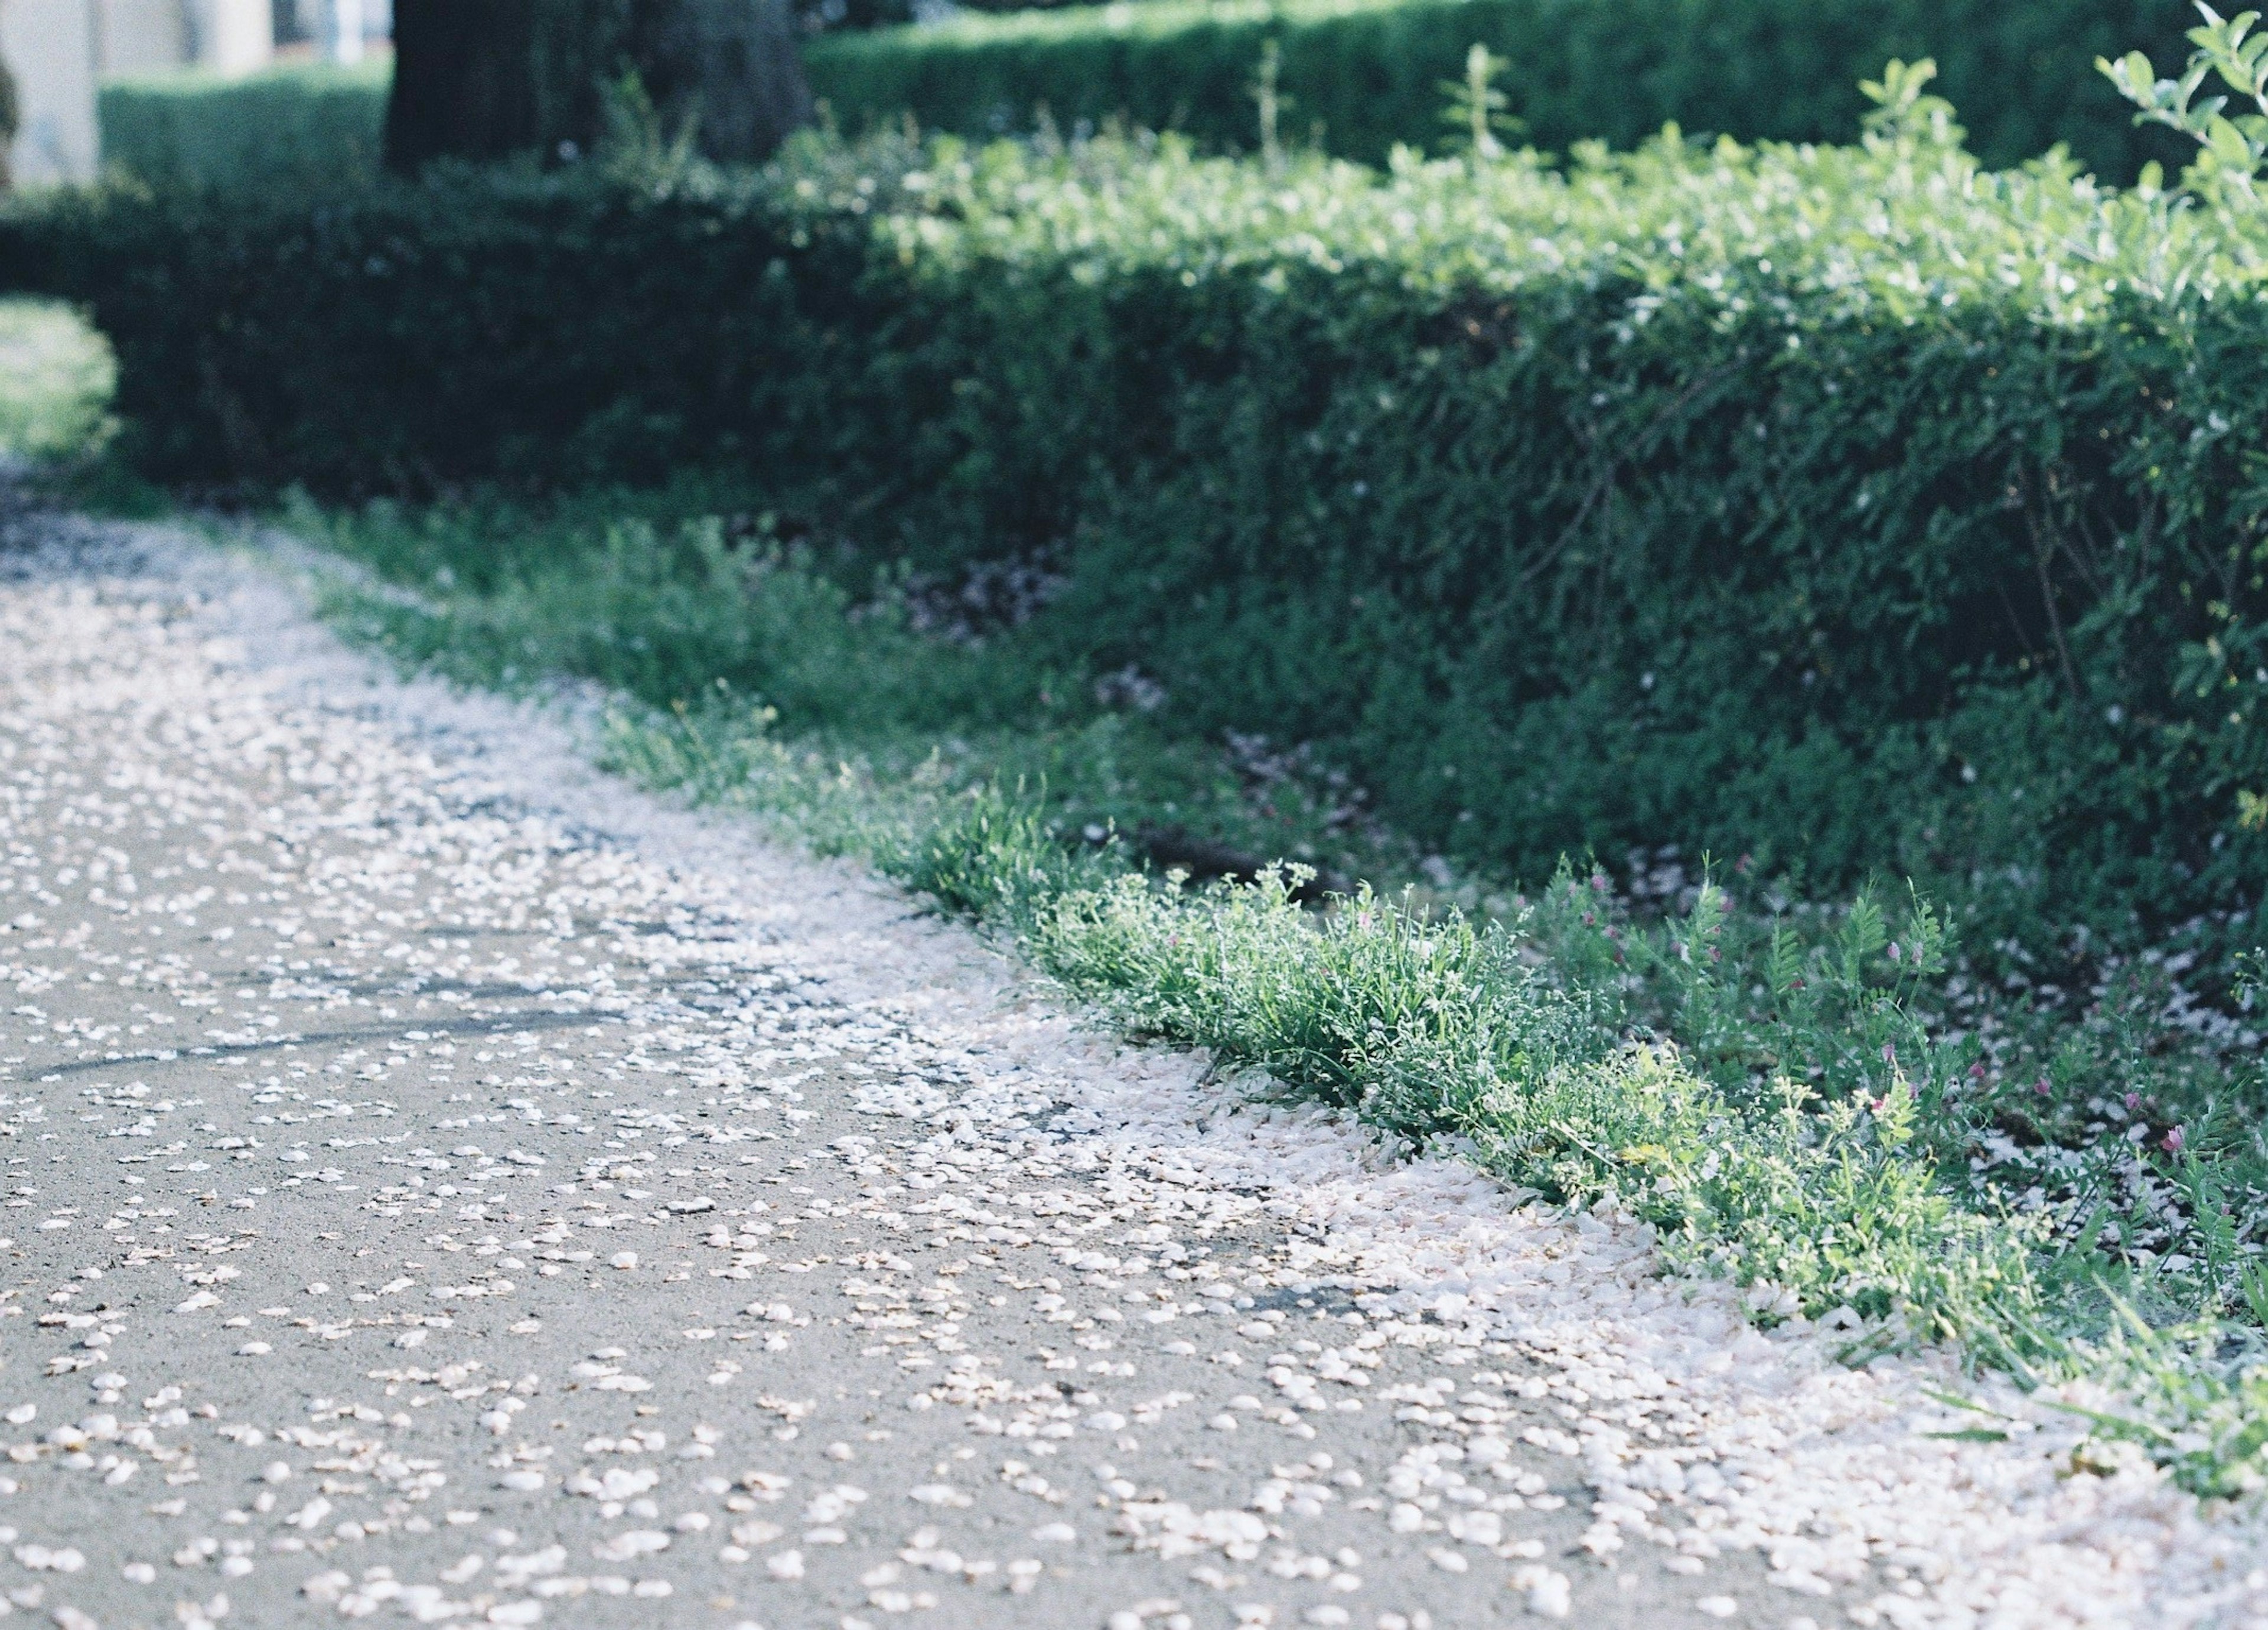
[{"x1": 2205, "y1": 111, "x2": 2257, "y2": 165}]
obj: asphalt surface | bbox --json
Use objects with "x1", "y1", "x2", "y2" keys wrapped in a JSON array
[{"x1": 0, "y1": 512, "x2": 1791, "y2": 1629}]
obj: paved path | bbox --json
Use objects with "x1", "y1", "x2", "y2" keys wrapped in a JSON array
[{"x1": 0, "y1": 508, "x2": 2253, "y2": 1630}]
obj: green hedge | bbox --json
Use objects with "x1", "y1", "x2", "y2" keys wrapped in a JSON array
[
  {"x1": 93, "y1": 0, "x2": 2197, "y2": 193},
  {"x1": 9, "y1": 102, "x2": 2268, "y2": 946},
  {"x1": 1, "y1": 164, "x2": 842, "y2": 487},
  {"x1": 803, "y1": 0, "x2": 2197, "y2": 175},
  {"x1": 97, "y1": 63, "x2": 390, "y2": 193}
]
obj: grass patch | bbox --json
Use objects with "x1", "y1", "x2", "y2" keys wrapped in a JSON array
[
  {"x1": 298, "y1": 491, "x2": 1421, "y2": 895},
  {"x1": 282, "y1": 490, "x2": 2268, "y2": 1467}
]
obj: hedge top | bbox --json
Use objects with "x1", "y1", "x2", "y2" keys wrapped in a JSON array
[
  {"x1": 800, "y1": 0, "x2": 2198, "y2": 175},
  {"x1": 98, "y1": 57, "x2": 393, "y2": 99},
  {"x1": 96, "y1": 60, "x2": 390, "y2": 192},
  {"x1": 844, "y1": 80, "x2": 2264, "y2": 323}
]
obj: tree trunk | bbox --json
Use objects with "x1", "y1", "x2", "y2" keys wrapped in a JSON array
[
  {"x1": 384, "y1": 0, "x2": 812, "y2": 176},
  {"x1": 0, "y1": 36, "x2": 18, "y2": 191},
  {"x1": 627, "y1": 0, "x2": 814, "y2": 164},
  {"x1": 383, "y1": 0, "x2": 543, "y2": 173}
]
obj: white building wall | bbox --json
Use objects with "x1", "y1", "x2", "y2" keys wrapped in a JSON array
[
  {"x1": 187, "y1": 0, "x2": 270, "y2": 76},
  {"x1": 2, "y1": 0, "x2": 100, "y2": 185},
  {"x1": 4, "y1": 0, "x2": 274, "y2": 185},
  {"x1": 93, "y1": 0, "x2": 189, "y2": 79}
]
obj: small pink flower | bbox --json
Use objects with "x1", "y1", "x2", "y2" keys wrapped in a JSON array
[
  {"x1": 1968, "y1": 1062, "x2": 1987, "y2": 1080},
  {"x1": 2124, "y1": 1092, "x2": 2141, "y2": 1112},
  {"x1": 1592, "y1": 874, "x2": 1608, "y2": 894},
  {"x1": 1881, "y1": 1043, "x2": 1897, "y2": 1065},
  {"x1": 1888, "y1": 941, "x2": 1902, "y2": 962},
  {"x1": 2033, "y1": 1079, "x2": 2051, "y2": 1097},
  {"x1": 2164, "y1": 1127, "x2": 2186, "y2": 1154}
]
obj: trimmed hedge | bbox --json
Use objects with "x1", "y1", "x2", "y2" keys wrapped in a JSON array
[
  {"x1": 8, "y1": 107, "x2": 2268, "y2": 946},
  {"x1": 97, "y1": 63, "x2": 390, "y2": 193},
  {"x1": 0, "y1": 164, "x2": 845, "y2": 488},
  {"x1": 93, "y1": 0, "x2": 2196, "y2": 194},
  {"x1": 804, "y1": 0, "x2": 2199, "y2": 177}
]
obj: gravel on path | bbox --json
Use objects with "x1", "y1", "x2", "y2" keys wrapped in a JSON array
[{"x1": 0, "y1": 508, "x2": 2258, "y2": 1630}]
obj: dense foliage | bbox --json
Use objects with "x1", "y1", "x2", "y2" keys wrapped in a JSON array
[
  {"x1": 803, "y1": 0, "x2": 2200, "y2": 176},
  {"x1": 0, "y1": 162, "x2": 829, "y2": 487},
  {"x1": 12, "y1": 73, "x2": 2268, "y2": 950}
]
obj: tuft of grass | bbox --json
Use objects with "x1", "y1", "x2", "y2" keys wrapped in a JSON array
[
  {"x1": 2060, "y1": 1315, "x2": 2268, "y2": 1501},
  {"x1": 879, "y1": 783, "x2": 1116, "y2": 924},
  {"x1": 1024, "y1": 863, "x2": 2044, "y2": 1351},
  {"x1": 1032, "y1": 869, "x2": 1604, "y2": 1136}
]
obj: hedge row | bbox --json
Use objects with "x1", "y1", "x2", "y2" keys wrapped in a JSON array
[
  {"x1": 802, "y1": 0, "x2": 2197, "y2": 175},
  {"x1": 97, "y1": 63, "x2": 390, "y2": 194},
  {"x1": 9, "y1": 103, "x2": 2268, "y2": 946},
  {"x1": 93, "y1": 0, "x2": 2194, "y2": 193}
]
